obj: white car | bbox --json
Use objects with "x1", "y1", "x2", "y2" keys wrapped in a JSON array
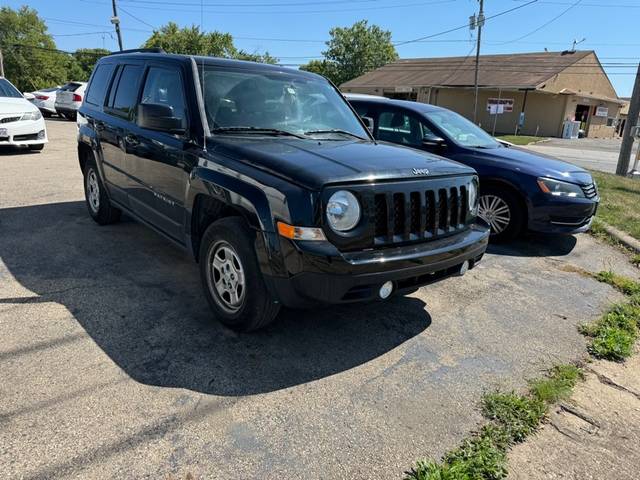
[
  {"x1": 29, "y1": 86, "x2": 60, "y2": 117},
  {"x1": 0, "y1": 77, "x2": 47, "y2": 151},
  {"x1": 55, "y1": 81, "x2": 87, "y2": 120}
]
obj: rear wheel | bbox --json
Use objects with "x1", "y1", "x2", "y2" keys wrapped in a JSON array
[
  {"x1": 199, "y1": 217, "x2": 280, "y2": 331},
  {"x1": 83, "y1": 156, "x2": 121, "y2": 225},
  {"x1": 478, "y1": 186, "x2": 524, "y2": 242}
]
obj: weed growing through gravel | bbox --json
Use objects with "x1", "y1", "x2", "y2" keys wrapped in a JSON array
[{"x1": 404, "y1": 365, "x2": 582, "y2": 480}]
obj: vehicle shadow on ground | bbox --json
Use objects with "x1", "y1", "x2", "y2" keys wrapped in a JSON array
[
  {"x1": 487, "y1": 232, "x2": 578, "y2": 258},
  {"x1": 0, "y1": 201, "x2": 431, "y2": 396}
]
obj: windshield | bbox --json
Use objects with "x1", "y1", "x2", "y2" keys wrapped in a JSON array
[
  {"x1": 425, "y1": 109, "x2": 500, "y2": 149},
  {"x1": 199, "y1": 66, "x2": 369, "y2": 140},
  {"x1": 0, "y1": 78, "x2": 23, "y2": 98}
]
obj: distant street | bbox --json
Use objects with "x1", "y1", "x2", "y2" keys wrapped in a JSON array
[{"x1": 524, "y1": 138, "x2": 640, "y2": 174}]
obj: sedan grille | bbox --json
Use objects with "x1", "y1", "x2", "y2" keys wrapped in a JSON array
[
  {"x1": 373, "y1": 184, "x2": 469, "y2": 246},
  {"x1": 581, "y1": 182, "x2": 598, "y2": 199},
  {"x1": 0, "y1": 116, "x2": 21, "y2": 124}
]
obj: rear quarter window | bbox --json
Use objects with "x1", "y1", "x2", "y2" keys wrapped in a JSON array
[{"x1": 85, "y1": 64, "x2": 116, "y2": 106}]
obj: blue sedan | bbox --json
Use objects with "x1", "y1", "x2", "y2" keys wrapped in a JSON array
[{"x1": 346, "y1": 94, "x2": 599, "y2": 242}]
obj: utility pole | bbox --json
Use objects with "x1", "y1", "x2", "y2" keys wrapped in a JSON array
[
  {"x1": 111, "y1": 0, "x2": 124, "y2": 51},
  {"x1": 472, "y1": 0, "x2": 485, "y2": 124},
  {"x1": 616, "y1": 62, "x2": 640, "y2": 176},
  {"x1": 0, "y1": 48, "x2": 4, "y2": 77}
]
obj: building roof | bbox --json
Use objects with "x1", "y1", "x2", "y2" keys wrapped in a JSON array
[{"x1": 342, "y1": 50, "x2": 594, "y2": 90}]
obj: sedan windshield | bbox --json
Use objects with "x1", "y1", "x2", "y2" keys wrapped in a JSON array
[
  {"x1": 199, "y1": 66, "x2": 369, "y2": 140},
  {"x1": 425, "y1": 109, "x2": 500, "y2": 149},
  {"x1": 0, "y1": 78, "x2": 23, "y2": 98}
]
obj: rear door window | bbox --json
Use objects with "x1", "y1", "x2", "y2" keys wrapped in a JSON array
[
  {"x1": 109, "y1": 65, "x2": 143, "y2": 120},
  {"x1": 85, "y1": 64, "x2": 115, "y2": 106}
]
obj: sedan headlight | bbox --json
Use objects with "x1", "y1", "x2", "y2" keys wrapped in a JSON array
[
  {"x1": 537, "y1": 177, "x2": 585, "y2": 198},
  {"x1": 468, "y1": 179, "x2": 478, "y2": 215},
  {"x1": 326, "y1": 190, "x2": 361, "y2": 232},
  {"x1": 20, "y1": 111, "x2": 42, "y2": 121}
]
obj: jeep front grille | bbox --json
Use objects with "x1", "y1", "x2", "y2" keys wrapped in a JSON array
[{"x1": 373, "y1": 185, "x2": 469, "y2": 246}]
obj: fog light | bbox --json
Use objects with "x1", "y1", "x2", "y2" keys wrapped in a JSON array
[
  {"x1": 37, "y1": 130, "x2": 45, "y2": 139},
  {"x1": 458, "y1": 260, "x2": 470, "y2": 276},
  {"x1": 379, "y1": 281, "x2": 393, "y2": 299}
]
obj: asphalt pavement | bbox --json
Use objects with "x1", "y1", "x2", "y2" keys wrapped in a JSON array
[
  {"x1": 524, "y1": 137, "x2": 639, "y2": 174},
  {"x1": 1, "y1": 120, "x2": 638, "y2": 479}
]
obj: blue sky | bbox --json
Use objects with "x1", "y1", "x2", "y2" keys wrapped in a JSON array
[{"x1": 7, "y1": 0, "x2": 639, "y2": 96}]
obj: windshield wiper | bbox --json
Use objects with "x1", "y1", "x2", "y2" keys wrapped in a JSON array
[
  {"x1": 211, "y1": 126, "x2": 308, "y2": 139},
  {"x1": 304, "y1": 129, "x2": 366, "y2": 141}
]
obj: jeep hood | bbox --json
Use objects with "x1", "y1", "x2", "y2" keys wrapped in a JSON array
[{"x1": 208, "y1": 137, "x2": 475, "y2": 190}]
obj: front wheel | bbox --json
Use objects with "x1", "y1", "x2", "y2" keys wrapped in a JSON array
[
  {"x1": 478, "y1": 187, "x2": 524, "y2": 242},
  {"x1": 83, "y1": 158, "x2": 121, "y2": 225},
  {"x1": 199, "y1": 217, "x2": 280, "y2": 331}
]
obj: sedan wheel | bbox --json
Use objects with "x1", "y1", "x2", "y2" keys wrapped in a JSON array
[{"x1": 478, "y1": 194, "x2": 511, "y2": 235}]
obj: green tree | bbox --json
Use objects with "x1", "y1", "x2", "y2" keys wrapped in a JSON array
[
  {"x1": 300, "y1": 20, "x2": 398, "y2": 85},
  {"x1": 142, "y1": 22, "x2": 277, "y2": 63},
  {"x1": 0, "y1": 6, "x2": 68, "y2": 91},
  {"x1": 71, "y1": 48, "x2": 110, "y2": 81}
]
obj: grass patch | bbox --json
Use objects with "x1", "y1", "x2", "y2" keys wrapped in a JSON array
[
  {"x1": 405, "y1": 365, "x2": 582, "y2": 480},
  {"x1": 495, "y1": 135, "x2": 546, "y2": 146},
  {"x1": 528, "y1": 364, "x2": 583, "y2": 404},
  {"x1": 581, "y1": 271, "x2": 640, "y2": 361},
  {"x1": 591, "y1": 171, "x2": 640, "y2": 241}
]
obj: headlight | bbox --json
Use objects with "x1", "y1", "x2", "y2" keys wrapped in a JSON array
[
  {"x1": 326, "y1": 190, "x2": 361, "y2": 232},
  {"x1": 468, "y1": 179, "x2": 478, "y2": 215},
  {"x1": 20, "y1": 111, "x2": 42, "y2": 121},
  {"x1": 537, "y1": 177, "x2": 585, "y2": 198}
]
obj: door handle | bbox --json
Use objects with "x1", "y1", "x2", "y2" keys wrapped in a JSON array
[{"x1": 125, "y1": 134, "x2": 139, "y2": 145}]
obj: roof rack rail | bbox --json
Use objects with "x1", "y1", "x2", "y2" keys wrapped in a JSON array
[{"x1": 108, "y1": 47, "x2": 165, "y2": 56}]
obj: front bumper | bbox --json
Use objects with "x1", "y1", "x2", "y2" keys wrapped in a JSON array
[
  {"x1": 0, "y1": 119, "x2": 47, "y2": 146},
  {"x1": 267, "y1": 224, "x2": 489, "y2": 308},
  {"x1": 528, "y1": 194, "x2": 599, "y2": 234}
]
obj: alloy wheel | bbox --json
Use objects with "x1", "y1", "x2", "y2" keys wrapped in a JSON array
[
  {"x1": 87, "y1": 169, "x2": 100, "y2": 214},
  {"x1": 207, "y1": 241, "x2": 246, "y2": 313},
  {"x1": 478, "y1": 194, "x2": 511, "y2": 235}
]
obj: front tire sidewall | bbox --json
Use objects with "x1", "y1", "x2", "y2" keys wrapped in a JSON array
[{"x1": 199, "y1": 218, "x2": 280, "y2": 331}]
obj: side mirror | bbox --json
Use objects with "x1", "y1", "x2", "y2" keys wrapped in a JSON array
[
  {"x1": 23, "y1": 92, "x2": 35, "y2": 101},
  {"x1": 422, "y1": 136, "x2": 446, "y2": 149},
  {"x1": 361, "y1": 116, "x2": 374, "y2": 131},
  {"x1": 137, "y1": 103, "x2": 185, "y2": 134}
]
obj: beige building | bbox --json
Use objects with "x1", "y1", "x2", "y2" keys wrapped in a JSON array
[{"x1": 341, "y1": 50, "x2": 625, "y2": 138}]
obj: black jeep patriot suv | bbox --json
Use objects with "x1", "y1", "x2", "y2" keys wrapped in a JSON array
[{"x1": 77, "y1": 49, "x2": 489, "y2": 331}]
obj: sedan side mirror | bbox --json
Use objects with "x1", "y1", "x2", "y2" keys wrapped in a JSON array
[
  {"x1": 361, "y1": 116, "x2": 374, "y2": 131},
  {"x1": 137, "y1": 103, "x2": 186, "y2": 134},
  {"x1": 23, "y1": 92, "x2": 35, "y2": 101},
  {"x1": 422, "y1": 136, "x2": 446, "y2": 149}
]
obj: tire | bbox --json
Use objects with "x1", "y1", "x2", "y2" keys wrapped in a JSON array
[
  {"x1": 478, "y1": 186, "x2": 525, "y2": 242},
  {"x1": 83, "y1": 156, "x2": 122, "y2": 225},
  {"x1": 28, "y1": 144, "x2": 44, "y2": 151},
  {"x1": 199, "y1": 217, "x2": 281, "y2": 331}
]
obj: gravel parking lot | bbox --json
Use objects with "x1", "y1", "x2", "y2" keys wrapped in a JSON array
[{"x1": 1, "y1": 120, "x2": 638, "y2": 479}]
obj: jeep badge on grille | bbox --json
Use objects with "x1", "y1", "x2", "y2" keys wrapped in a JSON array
[{"x1": 412, "y1": 168, "x2": 430, "y2": 176}]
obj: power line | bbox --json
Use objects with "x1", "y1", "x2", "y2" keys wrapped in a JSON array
[
  {"x1": 87, "y1": 0, "x2": 458, "y2": 14},
  {"x1": 497, "y1": 0, "x2": 584, "y2": 45},
  {"x1": 118, "y1": 6, "x2": 157, "y2": 30},
  {"x1": 395, "y1": 0, "x2": 538, "y2": 46}
]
